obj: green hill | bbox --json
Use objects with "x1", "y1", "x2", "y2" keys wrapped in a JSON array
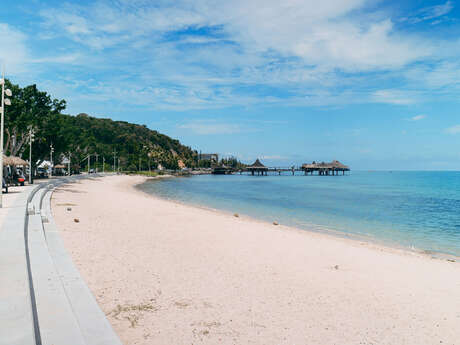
[{"x1": 57, "y1": 113, "x2": 198, "y2": 170}]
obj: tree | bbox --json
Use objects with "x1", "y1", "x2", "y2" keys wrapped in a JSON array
[{"x1": 4, "y1": 79, "x2": 66, "y2": 163}]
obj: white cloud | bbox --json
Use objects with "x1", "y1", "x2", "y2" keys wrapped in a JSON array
[
  {"x1": 0, "y1": 23, "x2": 28, "y2": 74},
  {"x1": 410, "y1": 115, "x2": 426, "y2": 121},
  {"x1": 403, "y1": 1, "x2": 453, "y2": 24},
  {"x1": 39, "y1": 1, "x2": 429, "y2": 71},
  {"x1": 427, "y1": 1, "x2": 453, "y2": 18},
  {"x1": 178, "y1": 120, "x2": 242, "y2": 135},
  {"x1": 260, "y1": 155, "x2": 288, "y2": 160},
  {"x1": 372, "y1": 89, "x2": 416, "y2": 105},
  {"x1": 22, "y1": 0, "x2": 460, "y2": 110},
  {"x1": 30, "y1": 54, "x2": 82, "y2": 64},
  {"x1": 445, "y1": 125, "x2": 460, "y2": 134},
  {"x1": 405, "y1": 61, "x2": 460, "y2": 90}
]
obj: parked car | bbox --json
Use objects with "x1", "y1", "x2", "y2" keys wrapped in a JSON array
[{"x1": 35, "y1": 167, "x2": 49, "y2": 179}]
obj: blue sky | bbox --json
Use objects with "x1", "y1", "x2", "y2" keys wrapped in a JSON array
[{"x1": 1, "y1": 0, "x2": 460, "y2": 169}]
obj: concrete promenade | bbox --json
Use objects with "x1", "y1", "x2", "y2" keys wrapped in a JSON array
[{"x1": 0, "y1": 175, "x2": 122, "y2": 345}]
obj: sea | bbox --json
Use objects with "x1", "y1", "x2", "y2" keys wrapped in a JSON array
[{"x1": 137, "y1": 171, "x2": 460, "y2": 257}]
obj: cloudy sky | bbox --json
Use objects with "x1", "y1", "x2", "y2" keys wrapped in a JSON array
[{"x1": 2, "y1": 0, "x2": 460, "y2": 169}]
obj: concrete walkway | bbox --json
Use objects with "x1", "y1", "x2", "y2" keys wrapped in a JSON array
[
  {"x1": 0, "y1": 176, "x2": 122, "y2": 345},
  {"x1": 0, "y1": 185, "x2": 36, "y2": 345}
]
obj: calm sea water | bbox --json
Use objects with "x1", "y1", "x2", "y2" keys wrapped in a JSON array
[{"x1": 138, "y1": 171, "x2": 460, "y2": 257}]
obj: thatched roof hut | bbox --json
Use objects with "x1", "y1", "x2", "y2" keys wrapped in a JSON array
[
  {"x1": 302, "y1": 162, "x2": 317, "y2": 169},
  {"x1": 3, "y1": 155, "x2": 29, "y2": 166},
  {"x1": 302, "y1": 160, "x2": 349, "y2": 171},
  {"x1": 330, "y1": 160, "x2": 349, "y2": 170},
  {"x1": 247, "y1": 159, "x2": 268, "y2": 170},
  {"x1": 301, "y1": 160, "x2": 350, "y2": 175},
  {"x1": 247, "y1": 158, "x2": 268, "y2": 175}
]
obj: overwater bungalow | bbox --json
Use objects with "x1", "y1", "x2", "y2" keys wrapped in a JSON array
[
  {"x1": 302, "y1": 160, "x2": 350, "y2": 175},
  {"x1": 247, "y1": 159, "x2": 269, "y2": 175}
]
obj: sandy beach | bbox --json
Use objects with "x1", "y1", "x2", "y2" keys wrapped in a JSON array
[{"x1": 51, "y1": 175, "x2": 460, "y2": 345}]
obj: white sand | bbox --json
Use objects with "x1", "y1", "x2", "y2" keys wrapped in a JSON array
[{"x1": 51, "y1": 175, "x2": 460, "y2": 345}]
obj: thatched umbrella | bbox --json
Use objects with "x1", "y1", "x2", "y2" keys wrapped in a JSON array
[
  {"x1": 3, "y1": 155, "x2": 28, "y2": 166},
  {"x1": 12, "y1": 157, "x2": 28, "y2": 166},
  {"x1": 3, "y1": 155, "x2": 13, "y2": 165},
  {"x1": 12, "y1": 156, "x2": 28, "y2": 166}
]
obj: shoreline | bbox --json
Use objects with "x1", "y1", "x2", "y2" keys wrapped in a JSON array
[
  {"x1": 135, "y1": 175, "x2": 459, "y2": 262},
  {"x1": 51, "y1": 175, "x2": 460, "y2": 345}
]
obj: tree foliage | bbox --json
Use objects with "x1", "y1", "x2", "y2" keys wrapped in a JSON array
[
  {"x1": 4, "y1": 79, "x2": 65, "y2": 158},
  {"x1": 220, "y1": 156, "x2": 246, "y2": 169}
]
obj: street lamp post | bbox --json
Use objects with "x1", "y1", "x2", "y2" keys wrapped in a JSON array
[
  {"x1": 50, "y1": 143, "x2": 54, "y2": 177},
  {"x1": 87, "y1": 154, "x2": 90, "y2": 174},
  {"x1": 29, "y1": 127, "x2": 35, "y2": 184},
  {"x1": 113, "y1": 150, "x2": 116, "y2": 172},
  {"x1": 68, "y1": 152, "x2": 71, "y2": 176},
  {"x1": 0, "y1": 73, "x2": 12, "y2": 207},
  {"x1": 103, "y1": 157, "x2": 105, "y2": 173}
]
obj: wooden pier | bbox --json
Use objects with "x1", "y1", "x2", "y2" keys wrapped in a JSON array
[{"x1": 212, "y1": 159, "x2": 350, "y2": 176}]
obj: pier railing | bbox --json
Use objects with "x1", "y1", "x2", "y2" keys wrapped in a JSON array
[{"x1": 212, "y1": 166, "x2": 350, "y2": 176}]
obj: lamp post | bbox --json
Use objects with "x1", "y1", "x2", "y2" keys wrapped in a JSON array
[
  {"x1": 113, "y1": 150, "x2": 116, "y2": 172},
  {"x1": 68, "y1": 152, "x2": 71, "y2": 176},
  {"x1": 50, "y1": 143, "x2": 54, "y2": 177},
  {"x1": 95, "y1": 153, "x2": 99, "y2": 173},
  {"x1": 142, "y1": 145, "x2": 151, "y2": 174},
  {"x1": 103, "y1": 156, "x2": 105, "y2": 173},
  {"x1": 148, "y1": 154, "x2": 151, "y2": 174},
  {"x1": 29, "y1": 127, "x2": 35, "y2": 184},
  {"x1": 0, "y1": 73, "x2": 12, "y2": 207}
]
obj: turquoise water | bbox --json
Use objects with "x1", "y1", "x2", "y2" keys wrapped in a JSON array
[{"x1": 138, "y1": 171, "x2": 460, "y2": 257}]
